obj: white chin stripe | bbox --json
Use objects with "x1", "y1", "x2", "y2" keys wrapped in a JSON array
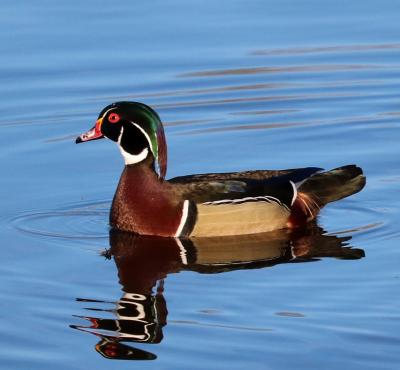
[
  {"x1": 117, "y1": 126, "x2": 150, "y2": 165},
  {"x1": 119, "y1": 146, "x2": 149, "y2": 165}
]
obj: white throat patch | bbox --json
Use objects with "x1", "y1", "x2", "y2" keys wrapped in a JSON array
[
  {"x1": 117, "y1": 126, "x2": 150, "y2": 165},
  {"x1": 119, "y1": 146, "x2": 149, "y2": 165}
]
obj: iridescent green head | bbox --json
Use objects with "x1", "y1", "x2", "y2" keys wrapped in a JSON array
[{"x1": 76, "y1": 101, "x2": 168, "y2": 179}]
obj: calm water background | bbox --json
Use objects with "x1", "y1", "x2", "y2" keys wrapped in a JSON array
[{"x1": 1, "y1": 1, "x2": 400, "y2": 369}]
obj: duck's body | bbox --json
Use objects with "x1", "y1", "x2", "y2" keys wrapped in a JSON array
[{"x1": 76, "y1": 102, "x2": 365, "y2": 238}]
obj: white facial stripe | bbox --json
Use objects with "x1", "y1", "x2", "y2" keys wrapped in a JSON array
[
  {"x1": 131, "y1": 122, "x2": 154, "y2": 157},
  {"x1": 117, "y1": 126, "x2": 124, "y2": 144},
  {"x1": 101, "y1": 107, "x2": 116, "y2": 119}
]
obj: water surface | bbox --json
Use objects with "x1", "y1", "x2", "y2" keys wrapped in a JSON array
[{"x1": 1, "y1": 1, "x2": 400, "y2": 369}]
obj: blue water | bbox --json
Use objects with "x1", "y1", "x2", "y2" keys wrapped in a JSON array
[{"x1": 1, "y1": 1, "x2": 400, "y2": 369}]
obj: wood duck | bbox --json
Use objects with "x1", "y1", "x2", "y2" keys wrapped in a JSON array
[{"x1": 76, "y1": 101, "x2": 365, "y2": 238}]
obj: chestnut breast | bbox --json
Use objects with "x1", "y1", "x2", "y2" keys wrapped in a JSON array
[{"x1": 110, "y1": 164, "x2": 184, "y2": 237}]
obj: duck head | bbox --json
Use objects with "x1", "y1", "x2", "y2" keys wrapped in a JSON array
[{"x1": 76, "y1": 102, "x2": 167, "y2": 179}]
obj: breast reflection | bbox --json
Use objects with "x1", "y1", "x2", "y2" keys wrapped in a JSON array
[{"x1": 71, "y1": 225, "x2": 364, "y2": 360}]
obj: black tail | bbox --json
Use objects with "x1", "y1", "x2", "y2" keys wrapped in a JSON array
[{"x1": 298, "y1": 165, "x2": 366, "y2": 207}]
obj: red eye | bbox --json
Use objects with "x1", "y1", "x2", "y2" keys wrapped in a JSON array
[{"x1": 108, "y1": 113, "x2": 120, "y2": 123}]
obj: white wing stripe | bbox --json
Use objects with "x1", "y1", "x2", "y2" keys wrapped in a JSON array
[{"x1": 202, "y1": 195, "x2": 290, "y2": 211}]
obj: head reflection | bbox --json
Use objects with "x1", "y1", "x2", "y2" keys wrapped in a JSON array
[{"x1": 71, "y1": 225, "x2": 364, "y2": 360}]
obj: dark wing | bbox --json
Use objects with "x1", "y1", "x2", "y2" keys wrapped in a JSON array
[
  {"x1": 169, "y1": 167, "x2": 323, "y2": 206},
  {"x1": 169, "y1": 167, "x2": 322, "y2": 183}
]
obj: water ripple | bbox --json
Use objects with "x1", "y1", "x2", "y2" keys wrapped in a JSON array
[
  {"x1": 178, "y1": 64, "x2": 380, "y2": 78},
  {"x1": 250, "y1": 43, "x2": 400, "y2": 56},
  {"x1": 10, "y1": 200, "x2": 109, "y2": 240}
]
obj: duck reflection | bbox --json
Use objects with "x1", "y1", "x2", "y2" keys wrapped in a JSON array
[{"x1": 71, "y1": 225, "x2": 364, "y2": 360}]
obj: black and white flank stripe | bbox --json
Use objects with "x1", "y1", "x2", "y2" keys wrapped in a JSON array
[{"x1": 202, "y1": 195, "x2": 291, "y2": 212}]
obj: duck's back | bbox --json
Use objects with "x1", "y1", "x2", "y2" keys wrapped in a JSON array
[{"x1": 169, "y1": 165, "x2": 365, "y2": 237}]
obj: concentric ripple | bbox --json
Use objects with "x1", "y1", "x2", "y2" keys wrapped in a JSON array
[
  {"x1": 11, "y1": 200, "x2": 110, "y2": 240},
  {"x1": 318, "y1": 202, "x2": 391, "y2": 245}
]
